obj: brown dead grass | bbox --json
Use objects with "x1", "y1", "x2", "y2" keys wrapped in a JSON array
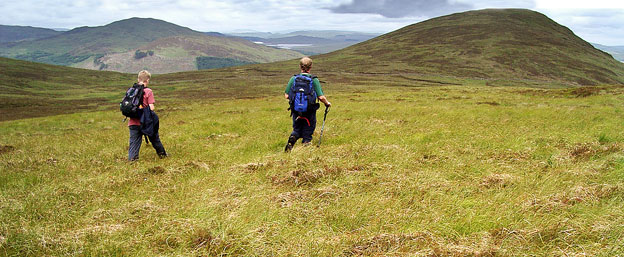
[
  {"x1": 347, "y1": 233, "x2": 435, "y2": 256},
  {"x1": 184, "y1": 161, "x2": 211, "y2": 171},
  {"x1": 231, "y1": 162, "x2": 269, "y2": 173},
  {"x1": 271, "y1": 165, "x2": 364, "y2": 187},
  {"x1": 480, "y1": 174, "x2": 514, "y2": 189},
  {"x1": 191, "y1": 228, "x2": 215, "y2": 250},
  {"x1": 568, "y1": 142, "x2": 622, "y2": 161},
  {"x1": 347, "y1": 232, "x2": 501, "y2": 256},
  {"x1": 476, "y1": 101, "x2": 501, "y2": 106},
  {"x1": 0, "y1": 97, "x2": 110, "y2": 122},
  {"x1": 147, "y1": 166, "x2": 166, "y2": 174},
  {"x1": 274, "y1": 186, "x2": 341, "y2": 207},
  {"x1": 0, "y1": 145, "x2": 15, "y2": 154},
  {"x1": 569, "y1": 86, "x2": 603, "y2": 98},
  {"x1": 480, "y1": 150, "x2": 531, "y2": 165},
  {"x1": 526, "y1": 184, "x2": 622, "y2": 212},
  {"x1": 490, "y1": 226, "x2": 563, "y2": 251},
  {"x1": 437, "y1": 96, "x2": 471, "y2": 100},
  {"x1": 189, "y1": 228, "x2": 244, "y2": 255},
  {"x1": 153, "y1": 235, "x2": 181, "y2": 253},
  {"x1": 271, "y1": 169, "x2": 333, "y2": 187}
]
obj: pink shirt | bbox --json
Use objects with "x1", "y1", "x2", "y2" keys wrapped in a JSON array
[{"x1": 128, "y1": 87, "x2": 155, "y2": 126}]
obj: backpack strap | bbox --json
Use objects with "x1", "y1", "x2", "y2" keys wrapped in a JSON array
[
  {"x1": 138, "y1": 84, "x2": 146, "y2": 108},
  {"x1": 289, "y1": 74, "x2": 299, "y2": 94},
  {"x1": 307, "y1": 74, "x2": 318, "y2": 102},
  {"x1": 296, "y1": 116, "x2": 311, "y2": 126}
]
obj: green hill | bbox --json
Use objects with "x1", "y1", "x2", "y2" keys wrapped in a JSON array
[
  {"x1": 0, "y1": 57, "x2": 132, "y2": 121},
  {"x1": 0, "y1": 25, "x2": 63, "y2": 43},
  {"x1": 0, "y1": 18, "x2": 302, "y2": 72},
  {"x1": 0, "y1": 56, "x2": 288, "y2": 121},
  {"x1": 73, "y1": 35, "x2": 303, "y2": 74},
  {"x1": 315, "y1": 9, "x2": 624, "y2": 86},
  {"x1": 0, "y1": 18, "x2": 200, "y2": 64}
]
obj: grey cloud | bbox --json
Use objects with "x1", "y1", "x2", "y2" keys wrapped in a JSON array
[
  {"x1": 463, "y1": 0, "x2": 535, "y2": 9},
  {"x1": 540, "y1": 8, "x2": 624, "y2": 45},
  {"x1": 329, "y1": 0, "x2": 472, "y2": 18}
]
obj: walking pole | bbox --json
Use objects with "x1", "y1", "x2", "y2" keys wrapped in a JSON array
[{"x1": 317, "y1": 106, "x2": 330, "y2": 147}]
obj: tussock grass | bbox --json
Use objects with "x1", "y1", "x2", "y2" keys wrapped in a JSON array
[{"x1": 2, "y1": 82, "x2": 624, "y2": 256}]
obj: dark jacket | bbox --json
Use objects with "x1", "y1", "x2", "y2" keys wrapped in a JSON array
[{"x1": 140, "y1": 107, "x2": 159, "y2": 137}]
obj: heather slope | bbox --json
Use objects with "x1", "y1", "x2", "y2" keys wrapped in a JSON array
[{"x1": 317, "y1": 9, "x2": 624, "y2": 85}]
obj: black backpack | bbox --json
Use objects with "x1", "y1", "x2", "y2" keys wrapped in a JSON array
[
  {"x1": 288, "y1": 74, "x2": 318, "y2": 116},
  {"x1": 120, "y1": 83, "x2": 145, "y2": 118}
]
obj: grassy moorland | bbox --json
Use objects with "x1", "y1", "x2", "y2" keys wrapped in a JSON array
[
  {"x1": 0, "y1": 57, "x2": 133, "y2": 121},
  {"x1": 2, "y1": 8, "x2": 624, "y2": 256},
  {"x1": 1, "y1": 65, "x2": 624, "y2": 255}
]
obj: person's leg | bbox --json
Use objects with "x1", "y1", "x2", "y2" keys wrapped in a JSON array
[
  {"x1": 285, "y1": 115, "x2": 301, "y2": 152},
  {"x1": 301, "y1": 111, "x2": 317, "y2": 144},
  {"x1": 128, "y1": 125, "x2": 142, "y2": 161},
  {"x1": 148, "y1": 133, "x2": 167, "y2": 158}
]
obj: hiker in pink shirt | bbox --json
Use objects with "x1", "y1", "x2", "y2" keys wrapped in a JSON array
[{"x1": 128, "y1": 70, "x2": 167, "y2": 161}]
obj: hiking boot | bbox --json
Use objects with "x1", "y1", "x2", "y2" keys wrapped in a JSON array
[
  {"x1": 284, "y1": 135, "x2": 297, "y2": 152},
  {"x1": 158, "y1": 152, "x2": 168, "y2": 159}
]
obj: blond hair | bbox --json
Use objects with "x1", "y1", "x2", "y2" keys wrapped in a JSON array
[
  {"x1": 300, "y1": 57, "x2": 312, "y2": 72},
  {"x1": 138, "y1": 70, "x2": 151, "y2": 83}
]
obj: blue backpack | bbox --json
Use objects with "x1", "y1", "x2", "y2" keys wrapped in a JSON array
[{"x1": 289, "y1": 74, "x2": 317, "y2": 115}]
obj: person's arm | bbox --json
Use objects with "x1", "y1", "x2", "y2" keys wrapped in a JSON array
[
  {"x1": 313, "y1": 78, "x2": 331, "y2": 107},
  {"x1": 318, "y1": 95, "x2": 331, "y2": 107},
  {"x1": 284, "y1": 76, "x2": 295, "y2": 100},
  {"x1": 145, "y1": 89, "x2": 156, "y2": 110}
]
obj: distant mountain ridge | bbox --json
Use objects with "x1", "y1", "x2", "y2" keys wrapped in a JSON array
[
  {"x1": 316, "y1": 9, "x2": 624, "y2": 85},
  {"x1": 0, "y1": 25, "x2": 63, "y2": 43},
  {"x1": 593, "y1": 44, "x2": 624, "y2": 62},
  {"x1": 0, "y1": 18, "x2": 303, "y2": 73},
  {"x1": 228, "y1": 30, "x2": 380, "y2": 55}
]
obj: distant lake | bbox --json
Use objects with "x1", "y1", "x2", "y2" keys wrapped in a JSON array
[{"x1": 253, "y1": 42, "x2": 313, "y2": 49}]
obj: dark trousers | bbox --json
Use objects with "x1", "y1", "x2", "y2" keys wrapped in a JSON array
[
  {"x1": 128, "y1": 125, "x2": 166, "y2": 161},
  {"x1": 290, "y1": 111, "x2": 317, "y2": 144}
]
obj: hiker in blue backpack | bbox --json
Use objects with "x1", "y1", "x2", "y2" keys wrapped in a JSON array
[{"x1": 284, "y1": 57, "x2": 331, "y2": 152}]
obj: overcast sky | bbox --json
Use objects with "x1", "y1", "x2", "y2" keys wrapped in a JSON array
[{"x1": 1, "y1": 0, "x2": 623, "y2": 45}]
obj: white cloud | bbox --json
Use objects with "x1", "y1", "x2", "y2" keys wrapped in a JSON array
[
  {"x1": 536, "y1": 0, "x2": 624, "y2": 9},
  {"x1": 456, "y1": 0, "x2": 535, "y2": 9},
  {"x1": 0, "y1": 0, "x2": 622, "y2": 45},
  {"x1": 537, "y1": 8, "x2": 624, "y2": 45}
]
